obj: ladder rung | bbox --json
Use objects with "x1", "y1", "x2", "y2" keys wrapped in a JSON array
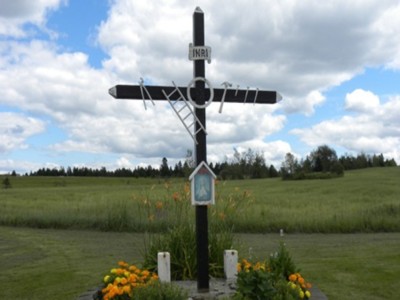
[
  {"x1": 194, "y1": 128, "x2": 203, "y2": 135},
  {"x1": 183, "y1": 113, "x2": 192, "y2": 120},
  {"x1": 178, "y1": 105, "x2": 188, "y2": 113},
  {"x1": 165, "y1": 88, "x2": 179, "y2": 98}
]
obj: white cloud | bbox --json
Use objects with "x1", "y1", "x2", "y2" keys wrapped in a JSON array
[
  {"x1": 282, "y1": 90, "x2": 325, "y2": 116},
  {"x1": 291, "y1": 91, "x2": 400, "y2": 162},
  {"x1": 2, "y1": 0, "x2": 400, "y2": 173},
  {"x1": 0, "y1": 159, "x2": 43, "y2": 175},
  {"x1": 208, "y1": 139, "x2": 293, "y2": 168},
  {"x1": 0, "y1": 0, "x2": 65, "y2": 37},
  {"x1": 0, "y1": 36, "x2": 286, "y2": 163},
  {"x1": 116, "y1": 156, "x2": 135, "y2": 169},
  {"x1": 0, "y1": 112, "x2": 46, "y2": 153},
  {"x1": 98, "y1": 0, "x2": 400, "y2": 115},
  {"x1": 345, "y1": 89, "x2": 380, "y2": 112}
]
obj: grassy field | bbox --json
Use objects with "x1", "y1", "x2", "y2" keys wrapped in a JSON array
[
  {"x1": 0, "y1": 226, "x2": 399, "y2": 300},
  {"x1": 0, "y1": 167, "x2": 399, "y2": 299},
  {"x1": 1, "y1": 167, "x2": 399, "y2": 233}
]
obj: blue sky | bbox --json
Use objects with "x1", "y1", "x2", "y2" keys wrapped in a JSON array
[{"x1": 1, "y1": 0, "x2": 399, "y2": 174}]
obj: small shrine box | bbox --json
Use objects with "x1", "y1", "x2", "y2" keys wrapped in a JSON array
[{"x1": 189, "y1": 161, "x2": 216, "y2": 205}]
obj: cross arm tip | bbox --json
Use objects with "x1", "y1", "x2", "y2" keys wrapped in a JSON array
[
  {"x1": 109, "y1": 86, "x2": 117, "y2": 98},
  {"x1": 194, "y1": 7, "x2": 203, "y2": 13},
  {"x1": 276, "y1": 92, "x2": 283, "y2": 102}
]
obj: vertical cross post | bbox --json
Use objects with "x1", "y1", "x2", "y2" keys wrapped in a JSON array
[
  {"x1": 193, "y1": 7, "x2": 209, "y2": 292},
  {"x1": 108, "y1": 7, "x2": 282, "y2": 293}
]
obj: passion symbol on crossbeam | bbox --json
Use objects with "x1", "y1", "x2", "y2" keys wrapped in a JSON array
[
  {"x1": 109, "y1": 79, "x2": 281, "y2": 143},
  {"x1": 109, "y1": 77, "x2": 282, "y2": 143}
]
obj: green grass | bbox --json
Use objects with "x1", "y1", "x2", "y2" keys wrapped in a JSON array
[
  {"x1": 1, "y1": 226, "x2": 399, "y2": 300},
  {"x1": 1, "y1": 167, "x2": 399, "y2": 233},
  {"x1": 239, "y1": 233, "x2": 400, "y2": 300},
  {"x1": 0, "y1": 226, "x2": 144, "y2": 300},
  {"x1": 1, "y1": 168, "x2": 399, "y2": 299}
]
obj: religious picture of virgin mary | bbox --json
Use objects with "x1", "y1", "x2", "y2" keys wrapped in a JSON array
[{"x1": 194, "y1": 173, "x2": 211, "y2": 202}]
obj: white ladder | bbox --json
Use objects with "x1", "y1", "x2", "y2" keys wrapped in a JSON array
[{"x1": 162, "y1": 82, "x2": 207, "y2": 144}]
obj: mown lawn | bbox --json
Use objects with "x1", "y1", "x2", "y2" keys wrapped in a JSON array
[
  {"x1": 0, "y1": 167, "x2": 399, "y2": 299},
  {"x1": 1, "y1": 226, "x2": 399, "y2": 300}
]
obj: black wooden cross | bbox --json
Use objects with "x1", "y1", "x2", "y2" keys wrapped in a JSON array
[{"x1": 109, "y1": 7, "x2": 281, "y2": 293}]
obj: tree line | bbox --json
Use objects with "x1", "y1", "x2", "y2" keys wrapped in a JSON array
[
  {"x1": 10, "y1": 145, "x2": 398, "y2": 180},
  {"x1": 280, "y1": 145, "x2": 397, "y2": 180}
]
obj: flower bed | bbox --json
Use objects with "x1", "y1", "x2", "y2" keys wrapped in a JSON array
[
  {"x1": 235, "y1": 243, "x2": 312, "y2": 300},
  {"x1": 101, "y1": 261, "x2": 158, "y2": 299}
]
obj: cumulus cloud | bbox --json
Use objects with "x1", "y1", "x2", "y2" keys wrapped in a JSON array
[
  {"x1": 98, "y1": 0, "x2": 400, "y2": 115},
  {"x1": 0, "y1": 112, "x2": 46, "y2": 153},
  {"x1": 282, "y1": 90, "x2": 325, "y2": 116},
  {"x1": 345, "y1": 89, "x2": 380, "y2": 112},
  {"x1": 291, "y1": 91, "x2": 400, "y2": 162},
  {"x1": 0, "y1": 159, "x2": 43, "y2": 174},
  {"x1": 2, "y1": 0, "x2": 400, "y2": 173},
  {"x1": 0, "y1": 0, "x2": 65, "y2": 37},
  {"x1": 208, "y1": 139, "x2": 293, "y2": 167}
]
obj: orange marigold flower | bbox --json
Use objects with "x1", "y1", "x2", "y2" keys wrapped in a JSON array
[
  {"x1": 129, "y1": 265, "x2": 137, "y2": 272},
  {"x1": 118, "y1": 261, "x2": 128, "y2": 268},
  {"x1": 118, "y1": 269, "x2": 125, "y2": 276},
  {"x1": 306, "y1": 282, "x2": 312, "y2": 289},
  {"x1": 122, "y1": 285, "x2": 131, "y2": 294},
  {"x1": 102, "y1": 283, "x2": 113, "y2": 294},
  {"x1": 117, "y1": 287, "x2": 124, "y2": 295},
  {"x1": 289, "y1": 274, "x2": 297, "y2": 282},
  {"x1": 237, "y1": 263, "x2": 242, "y2": 272},
  {"x1": 129, "y1": 275, "x2": 137, "y2": 283},
  {"x1": 298, "y1": 277, "x2": 305, "y2": 285},
  {"x1": 111, "y1": 285, "x2": 119, "y2": 295}
]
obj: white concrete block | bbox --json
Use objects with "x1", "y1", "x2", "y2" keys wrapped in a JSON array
[
  {"x1": 224, "y1": 250, "x2": 238, "y2": 280},
  {"x1": 157, "y1": 252, "x2": 171, "y2": 283}
]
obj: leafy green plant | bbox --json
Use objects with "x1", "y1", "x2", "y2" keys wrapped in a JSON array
[
  {"x1": 235, "y1": 243, "x2": 311, "y2": 300},
  {"x1": 268, "y1": 242, "x2": 298, "y2": 281},
  {"x1": 143, "y1": 225, "x2": 197, "y2": 280},
  {"x1": 141, "y1": 182, "x2": 240, "y2": 280},
  {"x1": 142, "y1": 222, "x2": 235, "y2": 280},
  {"x1": 235, "y1": 259, "x2": 276, "y2": 300}
]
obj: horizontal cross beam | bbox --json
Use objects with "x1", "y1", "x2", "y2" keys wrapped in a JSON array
[{"x1": 109, "y1": 85, "x2": 282, "y2": 104}]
